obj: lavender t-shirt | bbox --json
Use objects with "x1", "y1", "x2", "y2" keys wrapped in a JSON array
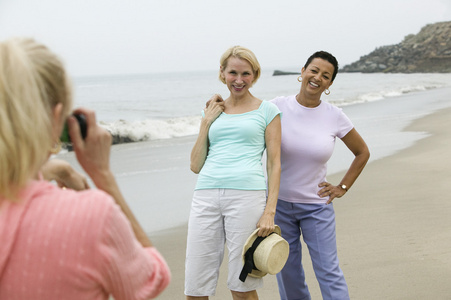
[{"x1": 271, "y1": 95, "x2": 353, "y2": 204}]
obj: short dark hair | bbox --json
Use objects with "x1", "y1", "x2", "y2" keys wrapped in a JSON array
[{"x1": 303, "y1": 51, "x2": 339, "y2": 82}]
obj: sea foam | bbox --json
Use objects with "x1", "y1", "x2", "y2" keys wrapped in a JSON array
[{"x1": 100, "y1": 116, "x2": 201, "y2": 144}]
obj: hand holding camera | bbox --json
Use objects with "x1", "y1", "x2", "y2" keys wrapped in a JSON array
[
  {"x1": 60, "y1": 114, "x2": 87, "y2": 143},
  {"x1": 67, "y1": 108, "x2": 113, "y2": 188}
]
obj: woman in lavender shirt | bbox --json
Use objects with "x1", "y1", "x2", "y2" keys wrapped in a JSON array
[{"x1": 271, "y1": 51, "x2": 370, "y2": 300}]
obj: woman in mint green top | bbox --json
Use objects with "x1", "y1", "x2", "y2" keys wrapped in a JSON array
[
  {"x1": 195, "y1": 100, "x2": 280, "y2": 190},
  {"x1": 185, "y1": 46, "x2": 281, "y2": 300}
]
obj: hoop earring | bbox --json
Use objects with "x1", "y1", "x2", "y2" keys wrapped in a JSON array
[
  {"x1": 50, "y1": 141, "x2": 62, "y2": 154},
  {"x1": 297, "y1": 76, "x2": 302, "y2": 82},
  {"x1": 324, "y1": 89, "x2": 330, "y2": 95}
]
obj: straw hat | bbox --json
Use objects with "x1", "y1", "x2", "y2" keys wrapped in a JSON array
[{"x1": 239, "y1": 225, "x2": 289, "y2": 281}]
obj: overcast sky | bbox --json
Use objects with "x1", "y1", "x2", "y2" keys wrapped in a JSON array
[{"x1": 1, "y1": 0, "x2": 450, "y2": 77}]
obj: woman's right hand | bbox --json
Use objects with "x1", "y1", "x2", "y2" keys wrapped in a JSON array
[
  {"x1": 204, "y1": 94, "x2": 225, "y2": 124},
  {"x1": 70, "y1": 108, "x2": 154, "y2": 248},
  {"x1": 190, "y1": 94, "x2": 224, "y2": 174},
  {"x1": 68, "y1": 108, "x2": 113, "y2": 186}
]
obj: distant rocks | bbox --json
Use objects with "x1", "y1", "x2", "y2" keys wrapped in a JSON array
[
  {"x1": 272, "y1": 70, "x2": 300, "y2": 76},
  {"x1": 341, "y1": 21, "x2": 451, "y2": 73},
  {"x1": 111, "y1": 134, "x2": 135, "y2": 145}
]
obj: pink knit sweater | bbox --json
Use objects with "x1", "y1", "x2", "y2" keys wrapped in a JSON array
[{"x1": 0, "y1": 180, "x2": 170, "y2": 299}]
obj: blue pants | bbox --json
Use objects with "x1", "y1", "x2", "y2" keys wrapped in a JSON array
[{"x1": 274, "y1": 200, "x2": 350, "y2": 300}]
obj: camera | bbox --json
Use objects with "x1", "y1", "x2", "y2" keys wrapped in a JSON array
[{"x1": 60, "y1": 114, "x2": 87, "y2": 143}]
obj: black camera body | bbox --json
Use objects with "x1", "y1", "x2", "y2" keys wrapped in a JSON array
[{"x1": 60, "y1": 114, "x2": 87, "y2": 143}]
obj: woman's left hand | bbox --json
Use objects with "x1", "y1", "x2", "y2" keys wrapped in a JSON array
[
  {"x1": 41, "y1": 159, "x2": 89, "y2": 191},
  {"x1": 318, "y1": 182, "x2": 346, "y2": 204},
  {"x1": 256, "y1": 212, "x2": 275, "y2": 237}
]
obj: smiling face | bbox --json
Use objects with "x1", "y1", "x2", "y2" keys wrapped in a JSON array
[
  {"x1": 300, "y1": 58, "x2": 335, "y2": 96},
  {"x1": 220, "y1": 56, "x2": 255, "y2": 96}
]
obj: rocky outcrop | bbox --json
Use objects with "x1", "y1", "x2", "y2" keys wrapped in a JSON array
[
  {"x1": 273, "y1": 70, "x2": 300, "y2": 76},
  {"x1": 341, "y1": 21, "x2": 451, "y2": 73}
]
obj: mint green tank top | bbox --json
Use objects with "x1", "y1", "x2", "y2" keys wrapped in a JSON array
[{"x1": 195, "y1": 100, "x2": 281, "y2": 190}]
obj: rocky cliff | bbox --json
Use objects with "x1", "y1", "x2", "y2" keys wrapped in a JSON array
[
  {"x1": 272, "y1": 70, "x2": 300, "y2": 76},
  {"x1": 341, "y1": 21, "x2": 451, "y2": 73}
]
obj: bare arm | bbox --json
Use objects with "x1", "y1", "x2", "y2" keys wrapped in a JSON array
[
  {"x1": 256, "y1": 114, "x2": 281, "y2": 237},
  {"x1": 41, "y1": 158, "x2": 89, "y2": 190},
  {"x1": 318, "y1": 128, "x2": 370, "y2": 204},
  {"x1": 69, "y1": 108, "x2": 153, "y2": 247},
  {"x1": 190, "y1": 94, "x2": 224, "y2": 173}
]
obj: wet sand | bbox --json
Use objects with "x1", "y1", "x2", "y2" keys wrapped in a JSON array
[{"x1": 152, "y1": 106, "x2": 451, "y2": 299}]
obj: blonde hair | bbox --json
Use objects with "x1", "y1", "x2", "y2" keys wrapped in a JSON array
[
  {"x1": 0, "y1": 38, "x2": 72, "y2": 200},
  {"x1": 218, "y1": 46, "x2": 261, "y2": 84}
]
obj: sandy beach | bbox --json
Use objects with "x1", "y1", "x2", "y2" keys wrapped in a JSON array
[
  {"x1": 151, "y1": 105, "x2": 451, "y2": 299},
  {"x1": 54, "y1": 87, "x2": 451, "y2": 299}
]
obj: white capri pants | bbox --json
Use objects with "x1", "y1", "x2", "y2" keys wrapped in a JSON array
[{"x1": 185, "y1": 188, "x2": 267, "y2": 297}]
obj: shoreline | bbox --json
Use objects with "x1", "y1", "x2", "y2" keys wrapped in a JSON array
[{"x1": 152, "y1": 106, "x2": 451, "y2": 299}]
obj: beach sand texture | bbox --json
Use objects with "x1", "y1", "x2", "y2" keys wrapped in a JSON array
[
  {"x1": 152, "y1": 106, "x2": 451, "y2": 299},
  {"x1": 55, "y1": 88, "x2": 451, "y2": 299}
]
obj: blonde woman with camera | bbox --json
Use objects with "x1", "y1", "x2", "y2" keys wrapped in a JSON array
[{"x1": 0, "y1": 38, "x2": 170, "y2": 299}]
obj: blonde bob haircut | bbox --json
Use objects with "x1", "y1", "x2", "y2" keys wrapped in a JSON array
[
  {"x1": 218, "y1": 45, "x2": 261, "y2": 85},
  {"x1": 0, "y1": 38, "x2": 72, "y2": 200}
]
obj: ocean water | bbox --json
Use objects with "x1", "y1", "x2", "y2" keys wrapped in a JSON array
[
  {"x1": 73, "y1": 70, "x2": 451, "y2": 143},
  {"x1": 61, "y1": 71, "x2": 451, "y2": 233}
]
